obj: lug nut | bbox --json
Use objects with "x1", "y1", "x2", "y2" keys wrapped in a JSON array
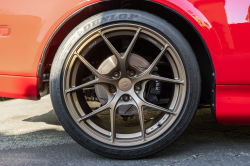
[
  {"x1": 122, "y1": 95, "x2": 130, "y2": 102},
  {"x1": 113, "y1": 71, "x2": 120, "y2": 78},
  {"x1": 129, "y1": 70, "x2": 135, "y2": 76},
  {"x1": 135, "y1": 83, "x2": 142, "y2": 91},
  {"x1": 109, "y1": 86, "x2": 116, "y2": 93}
]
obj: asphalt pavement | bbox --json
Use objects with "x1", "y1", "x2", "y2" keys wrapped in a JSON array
[{"x1": 1, "y1": 95, "x2": 250, "y2": 166}]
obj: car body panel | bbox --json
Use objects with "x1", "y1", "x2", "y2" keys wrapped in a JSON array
[
  {"x1": 0, "y1": 0, "x2": 250, "y2": 124},
  {"x1": 0, "y1": 0, "x2": 101, "y2": 77},
  {"x1": 156, "y1": 0, "x2": 250, "y2": 85},
  {"x1": 0, "y1": 75, "x2": 39, "y2": 100},
  {"x1": 216, "y1": 85, "x2": 250, "y2": 124}
]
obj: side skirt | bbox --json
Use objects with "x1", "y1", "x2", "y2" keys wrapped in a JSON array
[
  {"x1": 0, "y1": 75, "x2": 40, "y2": 100},
  {"x1": 216, "y1": 85, "x2": 250, "y2": 125}
]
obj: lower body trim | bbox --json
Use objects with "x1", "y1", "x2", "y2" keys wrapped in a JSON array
[
  {"x1": 0, "y1": 75, "x2": 40, "y2": 100},
  {"x1": 216, "y1": 85, "x2": 250, "y2": 125}
]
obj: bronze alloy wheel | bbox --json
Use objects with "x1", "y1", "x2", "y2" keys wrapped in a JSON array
[
  {"x1": 63, "y1": 23, "x2": 186, "y2": 146},
  {"x1": 50, "y1": 9, "x2": 201, "y2": 159}
]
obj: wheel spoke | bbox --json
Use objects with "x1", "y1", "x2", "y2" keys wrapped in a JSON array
[
  {"x1": 136, "y1": 72, "x2": 184, "y2": 85},
  {"x1": 99, "y1": 31, "x2": 129, "y2": 76},
  {"x1": 137, "y1": 104, "x2": 146, "y2": 140},
  {"x1": 115, "y1": 94, "x2": 146, "y2": 141},
  {"x1": 75, "y1": 52, "x2": 107, "y2": 79},
  {"x1": 99, "y1": 32, "x2": 121, "y2": 61},
  {"x1": 136, "y1": 81, "x2": 148, "y2": 100},
  {"x1": 107, "y1": 93, "x2": 124, "y2": 142},
  {"x1": 75, "y1": 52, "x2": 112, "y2": 83},
  {"x1": 67, "y1": 52, "x2": 116, "y2": 94},
  {"x1": 66, "y1": 79, "x2": 98, "y2": 93},
  {"x1": 143, "y1": 44, "x2": 169, "y2": 75},
  {"x1": 135, "y1": 43, "x2": 184, "y2": 84},
  {"x1": 110, "y1": 108, "x2": 116, "y2": 142},
  {"x1": 143, "y1": 100, "x2": 176, "y2": 115},
  {"x1": 150, "y1": 75, "x2": 184, "y2": 84},
  {"x1": 123, "y1": 28, "x2": 141, "y2": 60},
  {"x1": 77, "y1": 104, "x2": 110, "y2": 122},
  {"x1": 82, "y1": 87, "x2": 95, "y2": 91}
]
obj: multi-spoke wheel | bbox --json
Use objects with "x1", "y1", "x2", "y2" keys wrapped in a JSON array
[{"x1": 50, "y1": 10, "x2": 201, "y2": 159}]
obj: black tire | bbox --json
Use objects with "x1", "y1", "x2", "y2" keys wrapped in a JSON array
[{"x1": 50, "y1": 9, "x2": 201, "y2": 159}]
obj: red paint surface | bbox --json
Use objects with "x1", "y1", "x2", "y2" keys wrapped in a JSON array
[
  {"x1": 0, "y1": 0, "x2": 101, "y2": 77},
  {"x1": 152, "y1": 0, "x2": 250, "y2": 85},
  {"x1": 0, "y1": 75, "x2": 39, "y2": 100},
  {"x1": 216, "y1": 85, "x2": 250, "y2": 125},
  {"x1": 1, "y1": 0, "x2": 250, "y2": 123}
]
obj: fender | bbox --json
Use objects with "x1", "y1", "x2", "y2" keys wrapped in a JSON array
[{"x1": 38, "y1": 0, "x2": 217, "y2": 79}]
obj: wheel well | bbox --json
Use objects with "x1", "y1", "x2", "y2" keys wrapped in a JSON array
[{"x1": 41, "y1": 0, "x2": 215, "y2": 106}]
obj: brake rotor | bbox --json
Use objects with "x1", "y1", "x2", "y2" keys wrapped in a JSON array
[{"x1": 95, "y1": 53, "x2": 150, "y2": 116}]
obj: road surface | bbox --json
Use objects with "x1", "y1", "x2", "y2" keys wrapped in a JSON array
[{"x1": 1, "y1": 95, "x2": 250, "y2": 166}]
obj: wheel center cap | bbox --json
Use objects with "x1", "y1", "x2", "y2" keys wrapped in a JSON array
[{"x1": 118, "y1": 78, "x2": 132, "y2": 92}]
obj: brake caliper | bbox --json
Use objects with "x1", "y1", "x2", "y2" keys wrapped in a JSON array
[{"x1": 145, "y1": 66, "x2": 162, "y2": 104}]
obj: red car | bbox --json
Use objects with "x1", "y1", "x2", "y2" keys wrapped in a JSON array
[{"x1": 1, "y1": 0, "x2": 250, "y2": 159}]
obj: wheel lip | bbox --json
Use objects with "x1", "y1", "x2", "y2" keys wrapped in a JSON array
[{"x1": 62, "y1": 23, "x2": 187, "y2": 147}]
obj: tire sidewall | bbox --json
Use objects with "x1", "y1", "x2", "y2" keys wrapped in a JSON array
[{"x1": 50, "y1": 9, "x2": 201, "y2": 159}]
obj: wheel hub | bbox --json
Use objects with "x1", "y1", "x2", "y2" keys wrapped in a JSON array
[
  {"x1": 118, "y1": 78, "x2": 132, "y2": 92},
  {"x1": 95, "y1": 53, "x2": 150, "y2": 117},
  {"x1": 95, "y1": 53, "x2": 150, "y2": 105}
]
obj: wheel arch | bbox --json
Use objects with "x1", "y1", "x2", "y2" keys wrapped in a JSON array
[{"x1": 38, "y1": 0, "x2": 216, "y2": 118}]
